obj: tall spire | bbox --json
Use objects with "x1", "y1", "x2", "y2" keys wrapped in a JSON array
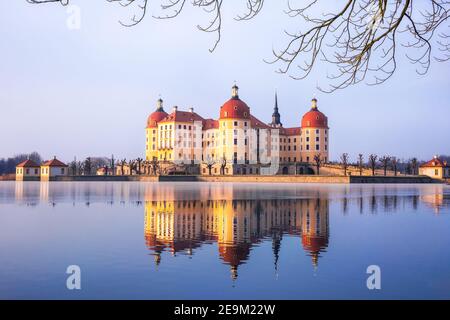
[{"x1": 270, "y1": 91, "x2": 282, "y2": 127}]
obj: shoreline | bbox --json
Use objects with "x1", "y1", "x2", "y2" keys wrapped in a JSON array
[{"x1": 2, "y1": 175, "x2": 442, "y2": 184}]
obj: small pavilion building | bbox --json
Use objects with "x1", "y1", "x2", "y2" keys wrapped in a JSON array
[
  {"x1": 15, "y1": 159, "x2": 41, "y2": 181},
  {"x1": 419, "y1": 156, "x2": 450, "y2": 180},
  {"x1": 40, "y1": 157, "x2": 69, "y2": 181}
]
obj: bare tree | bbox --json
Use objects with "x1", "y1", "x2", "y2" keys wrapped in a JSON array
[
  {"x1": 220, "y1": 156, "x2": 228, "y2": 175},
  {"x1": 313, "y1": 154, "x2": 322, "y2": 175},
  {"x1": 391, "y1": 157, "x2": 398, "y2": 176},
  {"x1": 150, "y1": 158, "x2": 160, "y2": 176},
  {"x1": 136, "y1": 157, "x2": 143, "y2": 175},
  {"x1": 111, "y1": 155, "x2": 115, "y2": 176},
  {"x1": 119, "y1": 158, "x2": 127, "y2": 176},
  {"x1": 369, "y1": 154, "x2": 378, "y2": 176},
  {"x1": 28, "y1": 1, "x2": 450, "y2": 92},
  {"x1": 83, "y1": 157, "x2": 92, "y2": 175},
  {"x1": 128, "y1": 159, "x2": 136, "y2": 176},
  {"x1": 379, "y1": 155, "x2": 391, "y2": 176},
  {"x1": 69, "y1": 160, "x2": 77, "y2": 176},
  {"x1": 203, "y1": 155, "x2": 215, "y2": 176},
  {"x1": 358, "y1": 153, "x2": 364, "y2": 176},
  {"x1": 411, "y1": 157, "x2": 418, "y2": 175},
  {"x1": 340, "y1": 153, "x2": 349, "y2": 176}
]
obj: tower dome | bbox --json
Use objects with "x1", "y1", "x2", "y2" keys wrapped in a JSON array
[
  {"x1": 301, "y1": 98, "x2": 328, "y2": 128},
  {"x1": 219, "y1": 84, "x2": 251, "y2": 120},
  {"x1": 147, "y1": 98, "x2": 168, "y2": 128}
]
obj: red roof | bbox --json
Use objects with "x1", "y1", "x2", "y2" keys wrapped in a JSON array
[
  {"x1": 41, "y1": 158, "x2": 68, "y2": 167},
  {"x1": 220, "y1": 97, "x2": 250, "y2": 120},
  {"x1": 218, "y1": 243, "x2": 251, "y2": 266},
  {"x1": 280, "y1": 127, "x2": 301, "y2": 136},
  {"x1": 202, "y1": 118, "x2": 219, "y2": 130},
  {"x1": 250, "y1": 115, "x2": 271, "y2": 129},
  {"x1": 16, "y1": 159, "x2": 40, "y2": 168},
  {"x1": 301, "y1": 235, "x2": 328, "y2": 254},
  {"x1": 159, "y1": 110, "x2": 204, "y2": 123},
  {"x1": 420, "y1": 157, "x2": 448, "y2": 168},
  {"x1": 301, "y1": 108, "x2": 328, "y2": 128},
  {"x1": 147, "y1": 110, "x2": 168, "y2": 128}
]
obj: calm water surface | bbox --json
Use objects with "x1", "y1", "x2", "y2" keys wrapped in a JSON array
[{"x1": 0, "y1": 182, "x2": 449, "y2": 299}]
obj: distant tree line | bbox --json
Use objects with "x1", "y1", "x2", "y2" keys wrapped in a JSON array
[
  {"x1": 330, "y1": 153, "x2": 450, "y2": 176},
  {"x1": 0, "y1": 152, "x2": 42, "y2": 175}
]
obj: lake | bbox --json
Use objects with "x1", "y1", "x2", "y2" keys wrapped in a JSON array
[{"x1": 0, "y1": 181, "x2": 449, "y2": 299}]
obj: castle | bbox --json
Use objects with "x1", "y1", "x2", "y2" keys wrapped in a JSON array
[{"x1": 145, "y1": 85, "x2": 329, "y2": 175}]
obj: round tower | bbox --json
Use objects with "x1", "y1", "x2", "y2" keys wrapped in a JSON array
[{"x1": 300, "y1": 98, "x2": 329, "y2": 163}]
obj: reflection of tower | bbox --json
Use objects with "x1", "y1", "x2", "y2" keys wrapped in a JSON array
[
  {"x1": 272, "y1": 228, "x2": 282, "y2": 276},
  {"x1": 144, "y1": 199, "x2": 203, "y2": 265},
  {"x1": 217, "y1": 200, "x2": 253, "y2": 280},
  {"x1": 301, "y1": 198, "x2": 329, "y2": 268}
]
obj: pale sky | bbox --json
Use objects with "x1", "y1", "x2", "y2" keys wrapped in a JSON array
[{"x1": 1, "y1": 1, "x2": 449, "y2": 162}]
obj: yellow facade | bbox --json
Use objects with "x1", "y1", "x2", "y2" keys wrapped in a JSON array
[{"x1": 145, "y1": 86, "x2": 330, "y2": 175}]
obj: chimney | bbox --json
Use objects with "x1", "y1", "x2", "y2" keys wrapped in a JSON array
[
  {"x1": 173, "y1": 106, "x2": 178, "y2": 112},
  {"x1": 189, "y1": 107, "x2": 194, "y2": 113}
]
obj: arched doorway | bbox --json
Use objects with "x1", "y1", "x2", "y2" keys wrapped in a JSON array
[{"x1": 282, "y1": 167, "x2": 289, "y2": 175}]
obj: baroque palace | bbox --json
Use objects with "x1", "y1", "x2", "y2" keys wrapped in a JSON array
[{"x1": 145, "y1": 85, "x2": 329, "y2": 175}]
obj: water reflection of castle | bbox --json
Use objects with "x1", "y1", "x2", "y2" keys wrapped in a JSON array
[{"x1": 144, "y1": 196, "x2": 329, "y2": 279}]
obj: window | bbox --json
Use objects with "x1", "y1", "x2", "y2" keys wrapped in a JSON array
[
  {"x1": 435, "y1": 169, "x2": 439, "y2": 176},
  {"x1": 234, "y1": 139, "x2": 237, "y2": 145},
  {"x1": 35, "y1": 169, "x2": 38, "y2": 174},
  {"x1": 26, "y1": 169, "x2": 29, "y2": 174},
  {"x1": 316, "y1": 129, "x2": 319, "y2": 134},
  {"x1": 306, "y1": 137, "x2": 310, "y2": 142},
  {"x1": 234, "y1": 121, "x2": 238, "y2": 126},
  {"x1": 306, "y1": 156, "x2": 310, "y2": 162},
  {"x1": 306, "y1": 145, "x2": 310, "y2": 150},
  {"x1": 244, "y1": 122, "x2": 247, "y2": 126},
  {"x1": 316, "y1": 144, "x2": 320, "y2": 150},
  {"x1": 316, "y1": 136, "x2": 319, "y2": 142},
  {"x1": 61, "y1": 168, "x2": 65, "y2": 174}
]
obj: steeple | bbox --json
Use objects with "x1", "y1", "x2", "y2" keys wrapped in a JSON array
[
  {"x1": 270, "y1": 91, "x2": 282, "y2": 127},
  {"x1": 156, "y1": 97, "x2": 164, "y2": 112}
]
